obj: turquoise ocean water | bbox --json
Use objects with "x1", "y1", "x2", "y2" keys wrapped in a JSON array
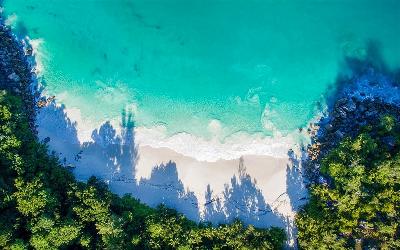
[{"x1": 3, "y1": 0, "x2": 400, "y2": 141}]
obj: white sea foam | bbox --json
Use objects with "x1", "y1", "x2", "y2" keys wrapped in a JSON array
[
  {"x1": 27, "y1": 37, "x2": 45, "y2": 75},
  {"x1": 5, "y1": 13, "x2": 18, "y2": 27},
  {"x1": 50, "y1": 101, "x2": 309, "y2": 162},
  {"x1": 134, "y1": 125, "x2": 306, "y2": 162},
  {"x1": 261, "y1": 103, "x2": 279, "y2": 132},
  {"x1": 207, "y1": 119, "x2": 222, "y2": 136}
]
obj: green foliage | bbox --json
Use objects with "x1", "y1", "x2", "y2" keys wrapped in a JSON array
[
  {"x1": 296, "y1": 115, "x2": 400, "y2": 249},
  {"x1": 188, "y1": 220, "x2": 285, "y2": 250},
  {"x1": 380, "y1": 115, "x2": 396, "y2": 134},
  {"x1": 14, "y1": 177, "x2": 54, "y2": 217},
  {"x1": 29, "y1": 217, "x2": 81, "y2": 249},
  {"x1": 0, "y1": 90, "x2": 286, "y2": 249}
]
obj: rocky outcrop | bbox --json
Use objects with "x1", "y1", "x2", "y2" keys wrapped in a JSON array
[
  {"x1": 304, "y1": 70, "x2": 400, "y2": 182},
  {"x1": 0, "y1": 18, "x2": 38, "y2": 131}
]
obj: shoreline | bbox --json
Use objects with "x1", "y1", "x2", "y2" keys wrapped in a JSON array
[
  {"x1": 134, "y1": 124, "x2": 309, "y2": 162},
  {"x1": 0, "y1": 8, "x2": 308, "y2": 231},
  {"x1": 0, "y1": 16, "x2": 289, "y2": 249},
  {"x1": 45, "y1": 95, "x2": 312, "y2": 162},
  {"x1": 28, "y1": 39, "x2": 400, "y2": 247},
  {"x1": 36, "y1": 100, "x2": 308, "y2": 229},
  {"x1": 0, "y1": 12, "x2": 309, "y2": 244}
]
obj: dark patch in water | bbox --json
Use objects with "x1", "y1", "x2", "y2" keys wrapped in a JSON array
[
  {"x1": 133, "y1": 63, "x2": 141, "y2": 77},
  {"x1": 321, "y1": 39, "x2": 398, "y2": 109},
  {"x1": 146, "y1": 23, "x2": 162, "y2": 30},
  {"x1": 47, "y1": 11, "x2": 58, "y2": 18},
  {"x1": 121, "y1": 47, "x2": 129, "y2": 55},
  {"x1": 133, "y1": 13, "x2": 144, "y2": 21},
  {"x1": 120, "y1": 1, "x2": 161, "y2": 30},
  {"x1": 91, "y1": 67, "x2": 102, "y2": 76}
]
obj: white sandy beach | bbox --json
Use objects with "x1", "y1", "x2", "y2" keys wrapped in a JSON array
[{"x1": 36, "y1": 101, "x2": 308, "y2": 246}]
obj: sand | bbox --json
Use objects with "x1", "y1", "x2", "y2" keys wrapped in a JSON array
[{"x1": 36, "y1": 101, "x2": 308, "y2": 246}]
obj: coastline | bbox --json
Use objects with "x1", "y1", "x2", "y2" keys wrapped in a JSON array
[
  {"x1": 35, "y1": 101, "x2": 309, "y2": 246},
  {"x1": 31, "y1": 39, "x2": 400, "y2": 247},
  {"x1": 3, "y1": 8, "x2": 400, "y2": 248},
  {"x1": 36, "y1": 100, "x2": 308, "y2": 231},
  {"x1": 0, "y1": 17, "x2": 289, "y2": 248},
  {"x1": 0, "y1": 11, "x2": 309, "y2": 243},
  {"x1": 3, "y1": 3, "x2": 400, "y2": 248},
  {"x1": 37, "y1": 116, "x2": 307, "y2": 247}
]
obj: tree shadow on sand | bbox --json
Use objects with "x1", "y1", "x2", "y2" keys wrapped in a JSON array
[
  {"x1": 36, "y1": 103, "x2": 137, "y2": 181},
  {"x1": 135, "y1": 161, "x2": 200, "y2": 221},
  {"x1": 286, "y1": 148, "x2": 308, "y2": 212},
  {"x1": 79, "y1": 109, "x2": 137, "y2": 183},
  {"x1": 285, "y1": 147, "x2": 309, "y2": 246},
  {"x1": 36, "y1": 102, "x2": 80, "y2": 165},
  {"x1": 203, "y1": 158, "x2": 285, "y2": 228},
  {"x1": 37, "y1": 102, "x2": 291, "y2": 229},
  {"x1": 36, "y1": 103, "x2": 202, "y2": 220}
]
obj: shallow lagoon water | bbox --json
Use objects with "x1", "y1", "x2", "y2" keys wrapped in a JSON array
[{"x1": 4, "y1": 0, "x2": 400, "y2": 145}]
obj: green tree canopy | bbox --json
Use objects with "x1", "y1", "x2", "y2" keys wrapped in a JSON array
[{"x1": 296, "y1": 115, "x2": 400, "y2": 249}]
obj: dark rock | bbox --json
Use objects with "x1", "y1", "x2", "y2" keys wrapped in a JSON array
[
  {"x1": 365, "y1": 110, "x2": 378, "y2": 117},
  {"x1": 8, "y1": 72, "x2": 20, "y2": 82},
  {"x1": 359, "y1": 104, "x2": 366, "y2": 113},
  {"x1": 324, "y1": 123, "x2": 333, "y2": 131},
  {"x1": 334, "y1": 130, "x2": 344, "y2": 139},
  {"x1": 343, "y1": 100, "x2": 356, "y2": 112},
  {"x1": 43, "y1": 137, "x2": 51, "y2": 144},
  {"x1": 1, "y1": 21, "x2": 39, "y2": 133},
  {"x1": 336, "y1": 108, "x2": 347, "y2": 119},
  {"x1": 336, "y1": 98, "x2": 348, "y2": 107},
  {"x1": 25, "y1": 47, "x2": 33, "y2": 56},
  {"x1": 318, "y1": 176, "x2": 327, "y2": 185}
]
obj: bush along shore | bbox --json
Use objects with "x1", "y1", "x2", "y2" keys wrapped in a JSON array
[
  {"x1": 0, "y1": 18, "x2": 287, "y2": 250},
  {"x1": 296, "y1": 59, "x2": 400, "y2": 249}
]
